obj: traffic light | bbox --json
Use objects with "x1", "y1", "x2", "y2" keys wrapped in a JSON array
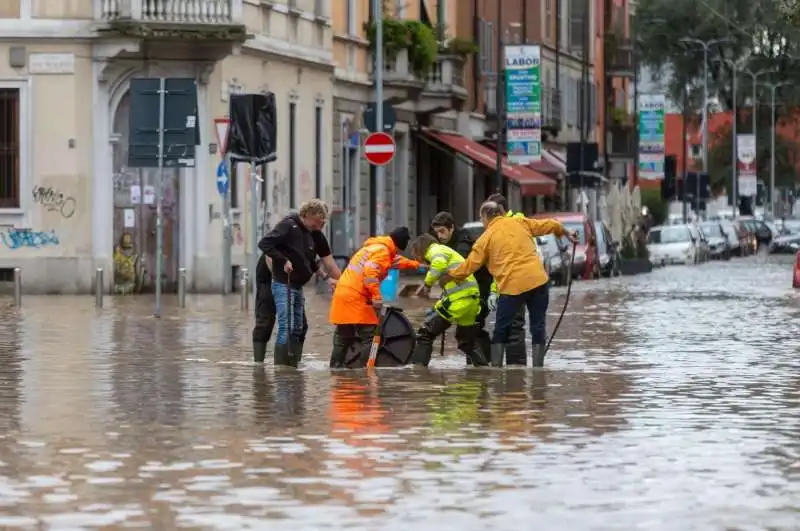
[{"x1": 661, "y1": 155, "x2": 677, "y2": 201}]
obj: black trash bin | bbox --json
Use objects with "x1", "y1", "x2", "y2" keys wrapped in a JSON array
[{"x1": 342, "y1": 306, "x2": 416, "y2": 368}]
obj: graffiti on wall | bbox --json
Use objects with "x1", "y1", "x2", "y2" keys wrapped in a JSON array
[
  {"x1": 269, "y1": 169, "x2": 290, "y2": 227},
  {"x1": 1, "y1": 228, "x2": 60, "y2": 250},
  {"x1": 32, "y1": 185, "x2": 76, "y2": 218}
]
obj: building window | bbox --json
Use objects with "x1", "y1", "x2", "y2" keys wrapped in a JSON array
[
  {"x1": 0, "y1": 88, "x2": 20, "y2": 208},
  {"x1": 289, "y1": 101, "x2": 297, "y2": 208},
  {"x1": 396, "y1": 0, "x2": 405, "y2": 17},
  {"x1": 545, "y1": 0, "x2": 552, "y2": 42},
  {"x1": 315, "y1": 105, "x2": 322, "y2": 198},
  {"x1": 347, "y1": 0, "x2": 356, "y2": 35}
]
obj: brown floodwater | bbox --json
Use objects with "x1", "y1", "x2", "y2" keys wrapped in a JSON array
[{"x1": 1, "y1": 255, "x2": 799, "y2": 529}]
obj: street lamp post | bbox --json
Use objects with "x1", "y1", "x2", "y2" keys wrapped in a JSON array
[
  {"x1": 759, "y1": 81, "x2": 789, "y2": 216},
  {"x1": 740, "y1": 68, "x2": 775, "y2": 210},
  {"x1": 680, "y1": 38, "x2": 731, "y2": 175},
  {"x1": 714, "y1": 58, "x2": 739, "y2": 212}
]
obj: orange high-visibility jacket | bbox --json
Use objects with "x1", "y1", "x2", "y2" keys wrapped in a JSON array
[{"x1": 329, "y1": 236, "x2": 420, "y2": 325}]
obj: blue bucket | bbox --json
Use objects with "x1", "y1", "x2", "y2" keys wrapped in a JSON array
[{"x1": 380, "y1": 269, "x2": 400, "y2": 303}]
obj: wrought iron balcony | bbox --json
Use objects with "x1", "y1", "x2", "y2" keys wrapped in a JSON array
[
  {"x1": 607, "y1": 126, "x2": 636, "y2": 159},
  {"x1": 605, "y1": 36, "x2": 635, "y2": 78},
  {"x1": 542, "y1": 87, "x2": 562, "y2": 132}
]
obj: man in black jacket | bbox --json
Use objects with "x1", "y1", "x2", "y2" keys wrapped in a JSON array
[
  {"x1": 252, "y1": 229, "x2": 339, "y2": 363},
  {"x1": 258, "y1": 199, "x2": 331, "y2": 367},
  {"x1": 430, "y1": 211, "x2": 492, "y2": 364}
]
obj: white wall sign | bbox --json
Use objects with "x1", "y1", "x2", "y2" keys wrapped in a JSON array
[{"x1": 29, "y1": 53, "x2": 75, "y2": 75}]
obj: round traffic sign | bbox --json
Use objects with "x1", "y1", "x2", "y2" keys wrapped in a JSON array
[{"x1": 364, "y1": 132, "x2": 396, "y2": 166}]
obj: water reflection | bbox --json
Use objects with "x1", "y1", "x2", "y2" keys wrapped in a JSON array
[{"x1": 0, "y1": 258, "x2": 797, "y2": 527}]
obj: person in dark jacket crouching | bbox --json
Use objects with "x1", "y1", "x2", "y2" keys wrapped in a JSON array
[
  {"x1": 258, "y1": 199, "x2": 334, "y2": 367},
  {"x1": 430, "y1": 212, "x2": 492, "y2": 364}
]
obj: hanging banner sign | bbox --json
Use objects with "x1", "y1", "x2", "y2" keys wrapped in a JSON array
[
  {"x1": 736, "y1": 134, "x2": 757, "y2": 196},
  {"x1": 504, "y1": 45, "x2": 542, "y2": 164},
  {"x1": 637, "y1": 93, "x2": 666, "y2": 180}
]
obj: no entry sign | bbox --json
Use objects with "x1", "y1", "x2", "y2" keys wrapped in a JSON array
[{"x1": 364, "y1": 132, "x2": 396, "y2": 166}]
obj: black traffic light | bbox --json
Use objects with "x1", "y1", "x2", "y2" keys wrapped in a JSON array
[{"x1": 661, "y1": 155, "x2": 677, "y2": 201}]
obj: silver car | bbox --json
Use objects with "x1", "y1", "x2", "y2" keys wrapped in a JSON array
[
  {"x1": 647, "y1": 225, "x2": 698, "y2": 266},
  {"x1": 700, "y1": 222, "x2": 731, "y2": 260}
]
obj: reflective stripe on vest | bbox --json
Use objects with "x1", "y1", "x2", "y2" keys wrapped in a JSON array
[
  {"x1": 347, "y1": 243, "x2": 388, "y2": 277},
  {"x1": 425, "y1": 243, "x2": 479, "y2": 300}
]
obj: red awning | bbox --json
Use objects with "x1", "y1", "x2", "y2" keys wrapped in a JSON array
[{"x1": 423, "y1": 130, "x2": 557, "y2": 196}]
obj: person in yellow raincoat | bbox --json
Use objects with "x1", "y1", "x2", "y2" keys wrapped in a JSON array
[{"x1": 408, "y1": 233, "x2": 489, "y2": 367}]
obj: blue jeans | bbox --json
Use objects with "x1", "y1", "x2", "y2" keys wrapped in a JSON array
[
  {"x1": 271, "y1": 281, "x2": 305, "y2": 345},
  {"x1": 493, "y1": 283, "x2": 549, "y2": 345}
]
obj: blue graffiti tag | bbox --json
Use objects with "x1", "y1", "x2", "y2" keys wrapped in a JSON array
[{"x1": 1, "y1": 229, "x2": 60, "y2": 250}]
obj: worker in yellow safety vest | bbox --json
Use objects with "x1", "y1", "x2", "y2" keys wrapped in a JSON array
[
  {"x1": 486, "y1": 193, "x2": 529, "y2": 366},
  {"x1": 408, "y1": 233, "x2": 489, "y2": 367}
]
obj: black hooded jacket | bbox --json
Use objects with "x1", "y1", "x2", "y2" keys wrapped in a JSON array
[
  {"x1": 444, "y1": 227, "x2": 492, "y2": 300},
  {"x1": 258, "y1": 214, "x2": 320, "y2": 288}
]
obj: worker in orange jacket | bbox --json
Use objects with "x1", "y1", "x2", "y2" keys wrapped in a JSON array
[{"x1": 329, "y1": 227, "x2": 422, "y2": 367}]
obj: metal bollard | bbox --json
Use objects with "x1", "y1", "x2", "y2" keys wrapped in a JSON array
[
  {"x1": 240, "y1": 268, "x2": 249, "y2": 310},
  {"x1": 178, "y1": 267, "x2": 187, "y2": 308},
  {"x1": 95, "y1": 268, "x2": 104, "y2": 308},
  {"x1": 13, "y1": 267, "x2": 21, "y2": 308}
]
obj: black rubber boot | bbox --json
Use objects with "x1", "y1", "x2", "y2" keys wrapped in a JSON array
[
  {"x1": 253, "y1": 342, "x2": 267, "y2": 363},
  {"x1": 466, "y1": 348, "x2": 489, "y2": 366},
  {"x1": 287, "y1": 337, "x2": 302, "y2": 368},
  {"x1": 273, "y1": 343, "x2": 291, "y2": 366},
  {"x1": 412, "y1": 342, "x2": 434, "y2": 367},
  {"x1": 476, "y1": 333, "x2": 492, "y2": 365},
  {"x1": 490, "y1": 343, "x2": 506, "y2": 367},
  {"x1": 532, "y1": 344, "x2": 546, "y2": 368}
]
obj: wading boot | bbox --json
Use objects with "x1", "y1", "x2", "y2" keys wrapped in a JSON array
[
  {"x1": 253, "y1": 342, "x2": 267, "y2": 363},
  {"x1": 466, "y1": 348, "x2": 489, "y2": 367},
  {"x1": 532, "y1": 344, "x2": 547, "y2": 368},
  {"x1": 477, "y1": 334, "x2": 492, "y2": 366},
  {"x1": 412, "y1": 342, "x2": 434, "y2": 367},
  {"x1": 490, "y1": 344, "x2": 506, "y2": 368},
  {"x1": 273, "y1": 343, "x2": 291, "y2": 367},
  {"x1": 287, "y1": 338, "x2": 303, "y2": 368}
]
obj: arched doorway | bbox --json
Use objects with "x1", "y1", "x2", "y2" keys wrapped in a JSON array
[{"x1": 111, "y1": 90, "x2": 181, "y2": 293}]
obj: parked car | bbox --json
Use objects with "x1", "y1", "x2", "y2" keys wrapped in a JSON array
[
  {"x1": 733, "y1": 220, "x2": 758, "y2": 255},
  {"x1": 532, "y1": 212, "x2": 600, "y2": 279},
  {"x1": 536, "y1": 234, "x2": 571, "y2": 285},
  {"x1": 719, "y1": 221, "x2": 742, "y2": 257},
  {"x1": 687, "y1": 223, "x2": 711, "y2": 262},
  {"x1": 594, "y1": 221, "x2": 621, "y2": 277},
  {"x1": 647, "y1": 224, "x2": 698, "y2": 265},
  {"x1": 738, "y1": 216, "x2": 773, "y2": 248},
  {"x1": 769, "y1": 233, "x2": 800, "y2": 254},
  {"x1": 700, "y1": 222, "x2": 731, "y2": 260}
]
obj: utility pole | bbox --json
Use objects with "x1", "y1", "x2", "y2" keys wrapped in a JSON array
[
  {"x1": 714, "y1": 58, "x2": 739, "y2": 213},
  {"x1": 762, "y1": 81, "x2": 788, "y2": 217},
  {"x1": 494, "y1": 0, "x2": 504, "y2": 192},
  {"x1": 373, "y1": 0, "x2": 385, "y2": 235},
  {"x1": 740, "y1": 68, "x2": 774, "y2": 209}
]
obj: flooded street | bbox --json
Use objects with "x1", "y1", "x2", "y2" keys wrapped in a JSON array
[{"x1": 1, "y1": 255, "x2": 799, "y2": 529}]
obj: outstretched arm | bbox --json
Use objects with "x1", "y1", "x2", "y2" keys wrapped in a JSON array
[
  {"x1": 447, "y1": 234, "x2": 488, "y2": 281},
  {"x1": 520, "y1": 218, "x2": 567, "y2": 238}
]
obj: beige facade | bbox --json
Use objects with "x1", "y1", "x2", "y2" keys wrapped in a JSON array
[{"x1": 0, "y1": 0, "x2": 336, "y2": 294}]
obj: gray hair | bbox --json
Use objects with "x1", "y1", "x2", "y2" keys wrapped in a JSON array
[
  {"x1": 299, "y1": 198, "x2": 328, "y2": 219},
  {"x1": 479, "y1": 200, "x2": 505, "y2": 220}
]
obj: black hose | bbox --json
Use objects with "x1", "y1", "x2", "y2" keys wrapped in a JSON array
[{"x1": 544, "y1": 241, "x2": 578, "y2": 355}]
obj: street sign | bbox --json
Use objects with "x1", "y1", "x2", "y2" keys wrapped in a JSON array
[
  {"x1": 214, "y1": 117, "x2": 230, "y2": 155},
  {"x1": 363, "y1": 101, "x2": 397, "y2": 133},
  {"x1": 364, "y1": 132, "x2": 396, "y2": 166},
  {"x1": 128, "y1": 78, "x2": 199, "y2": 168},
  {"x1": 216, "y1": 160, "x2": 229, "y2": 196}
]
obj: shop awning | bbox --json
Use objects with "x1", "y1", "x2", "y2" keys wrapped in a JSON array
[
  {"x1": 482, "y1": 140, "x2": 563, "y2": 175},
  {"x1": 423, "y1": 130, "x2": 557, "y2": 196}
]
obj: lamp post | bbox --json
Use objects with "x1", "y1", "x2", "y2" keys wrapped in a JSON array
[
  {"x1": 679, "y1": 37, "x2": 732, "y2": 175},
  {"x1": 759, "y1": 80, "x2": 789, "y2": 216},
  {"x1": 713, "y1": 57, "x2": 739, "y2": 212},
  {"x1": 739, "y1": 68, "x2": 775, "y2": 209}
]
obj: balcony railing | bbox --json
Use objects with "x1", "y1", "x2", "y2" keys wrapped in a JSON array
[
  {"x1": 100, "y1": 0, "x2": 239, "y2": 24},
  {"x1": 541, "y1": 87, "x2": 562, "y2": 129},
  {"x1": 605, "y1": 37, "x2": 635, "y2": 77},
  {"x1": 426, "y1": 55, "x2": 466, "y2": 93},
  {"x1": 608, "y1": 127, "x2": 636, "y2": 157},
  {"x1": 381, "y1": 49, "x2": 425, "y2": 87}
]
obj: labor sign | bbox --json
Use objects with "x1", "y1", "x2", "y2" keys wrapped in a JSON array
[{"x1": 364, "y1": 132, "x2": 396, "y2": 166}]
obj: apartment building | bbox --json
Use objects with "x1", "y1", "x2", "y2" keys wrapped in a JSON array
[{"x1": 0, "y1": 0, "x2": 334, "y2": 294}]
